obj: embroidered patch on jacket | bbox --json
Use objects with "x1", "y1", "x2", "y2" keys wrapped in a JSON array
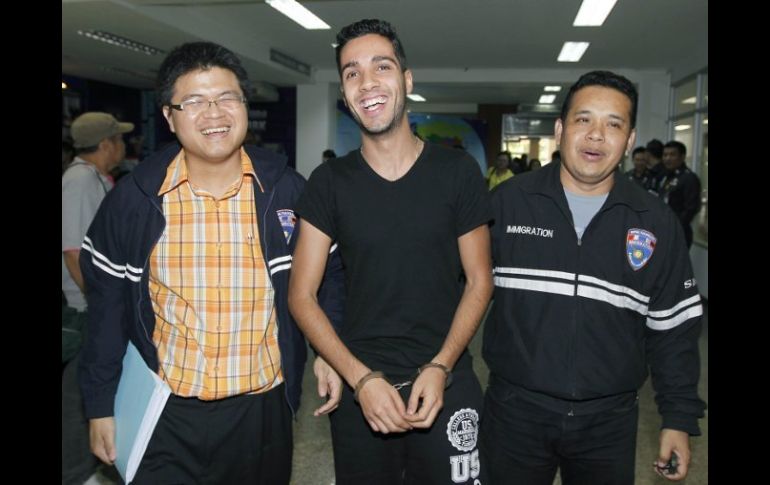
[
  {"x1": 277, "y1": 209, "x2": 297, "y2": 243},
  {"x1": 446, "y1": 408, "x2": 479, "y2": 452},
  {"x1": 626, "y1": 228, "x2": 656, "y2": 271}
]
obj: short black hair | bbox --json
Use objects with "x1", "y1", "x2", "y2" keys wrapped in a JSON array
[
  {"x1": 560, "y1": 70, "x2": 638, "y2": 129},
  {"x1": 646, "y1": 139, "x2": 664, "y2": 159},
  {"x1": 335, "y1": 19, "x2": 408, "y2": 75},
  {"x1": 664, "y1": 140, "x2": 687, "y2": 156},
  {"x1": 322, "y1": 149, "x2": 337, "y2": 159},
  {"x1": 632, "y1": 147, "x2": 647, "y2": 157},
  {"x1": 156, "y1": 42, "x2": 250, "y2": 106}
]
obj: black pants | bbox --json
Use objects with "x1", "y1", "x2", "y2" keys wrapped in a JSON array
[
  {"x1": 480, "y1": 378, "x2": 639, "y2": 485},
  {"x1": 133, "y1": 384, "x2": 292, "y2": 484},
  {"x1": 330, "y1": 368, "x2": 487, "y2": 485}
]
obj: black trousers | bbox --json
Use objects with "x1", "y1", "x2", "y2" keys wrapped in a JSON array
[
  {"x1": 133, "y1": 383, "x2": 292, "y2": 484},
  {"x1": 330, "y1": 368, "x2": 487, "y2": 485},
  {"x1": 480, "y1": 378, "x2": 639, "y2": 485}
]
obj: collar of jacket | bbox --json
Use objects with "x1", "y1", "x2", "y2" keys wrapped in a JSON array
[
  {"x1": 668, "y1": 165, "x2": 689, "y2": 177},
  {"x1": 129, "y1": 142, "x2": 290, "y2": 200},
  {"x1": 519, "y1": 159, "x2": 650, "y2": 214}
]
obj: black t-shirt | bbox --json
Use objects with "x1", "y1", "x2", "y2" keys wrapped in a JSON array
[{"x1": 296, "y1": 142, "x2": 491, "y2": 379}]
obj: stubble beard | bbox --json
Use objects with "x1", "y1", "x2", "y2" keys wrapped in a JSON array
[{"x1": 350, "y1": 81, "x2": 407, "y2": 138}]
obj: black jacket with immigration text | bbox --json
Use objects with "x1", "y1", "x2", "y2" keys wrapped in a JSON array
[
  {"x1": 484, "y1": 161, "x2": 705, "y2": 434},
  {"x1": 78, "y1": 142, "x2": 344, "y2": 419}
]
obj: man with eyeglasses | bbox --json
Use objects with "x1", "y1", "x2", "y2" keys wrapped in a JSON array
[{"x1": 78, "y1": 41, "x2": 343, "y2": 483}]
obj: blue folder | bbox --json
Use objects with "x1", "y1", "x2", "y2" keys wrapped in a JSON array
[{"x1": 113, "y1": 342, "x2": 171, "y2": 484}]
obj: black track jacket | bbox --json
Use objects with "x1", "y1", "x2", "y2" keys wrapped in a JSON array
[{"x1": 484, "y1": 161, "x2": 705, "y2": 435}]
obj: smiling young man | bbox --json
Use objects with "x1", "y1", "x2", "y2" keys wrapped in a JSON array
[
  {"x1": 481, "y1": 71, "x2": 706, "y2": 484},
  {"x1": 78, "y1": 42, "x2": 343, "y2": 483},
  {"x1": 288, "y1": 19, "x2": 493, "y2": 485}
]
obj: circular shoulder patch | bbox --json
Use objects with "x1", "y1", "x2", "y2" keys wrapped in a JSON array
[{"x1": 445, "y1": 408, "x2": 479, "y2": 452}]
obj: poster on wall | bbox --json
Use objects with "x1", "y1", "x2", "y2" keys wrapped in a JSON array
[{"x1": 335, "y1": 104, "x2": 488, "y2": 174}]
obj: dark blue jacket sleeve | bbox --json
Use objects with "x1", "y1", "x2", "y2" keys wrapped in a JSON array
[
  {"x1": 78, "y1": 187, "x2": 131, "y2": 419},
  {"x1": 645, "y1": 210, "x2": 706, "y2": 435},
  {"x1": 317, "y1": 244, "x2": 345, "y2": 333}
]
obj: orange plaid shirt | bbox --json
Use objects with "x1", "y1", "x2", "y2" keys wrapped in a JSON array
[{"x1": 149, "y1": 148, "x2": 282, "y2": 400}]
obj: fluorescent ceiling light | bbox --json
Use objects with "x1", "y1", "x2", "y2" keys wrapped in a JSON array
[
  {"x1": 62, "y1": 82, "x2": 68, "y2": 90},
  {"x1": 557, "y1": 42, "x2": 590, "y2": 62},
  {"x1": 538, "y1": 94, "x2": 556, "y2": 104},
  {"x1": 407, "y1": 94, "x2": 427, "y2": 102},
  {"x1": 573, "y1": 0, "x2": 618, "y2": 26},
  {"x1": 77, "y1": 30, "x2": 164, "y2": 56},
  {"x1": 681, "y1": 96, "x2": 697, "y2": 104},
  {"x1": 544, "y1": 86, "x2": 562, "y2": 92},
  {"x1": 266, "y1": 0, "x2": 330, "y2": 30},
  {"x1": 674, "y1": 124, "x2": 691, "y2": 131}
]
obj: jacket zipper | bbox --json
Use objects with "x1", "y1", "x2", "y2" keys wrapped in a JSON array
[
  {"x1": 260, "y1": 182, "x2": 297, "y2": 417},
  {"x1": 136, "y1": 195, "x2": 166, "y2": 346}
]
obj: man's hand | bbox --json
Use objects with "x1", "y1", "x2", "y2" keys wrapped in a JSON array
[
  {"x1": 313, "y1": 355, "x2": 342, "y2": 416},
  {"x1": 404, "y1": 366, "x2": 446, "y2": 428},
  {"x1": 89, "y1": 417, "x2": 117, "y2": 465},
  {"x1": 358, "y1": 377, "x2": 412, "y2": 434},
  {"x1": 653, "y1": 428, "x2": 691, "y2": 481}
]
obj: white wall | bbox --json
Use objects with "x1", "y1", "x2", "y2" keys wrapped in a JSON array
[
  {"x1": 295, "y1": 83, "x2": 337, "y2": 179},
  {"x1": 632, "y1": 71, "x2": 671, "y2": 149}
]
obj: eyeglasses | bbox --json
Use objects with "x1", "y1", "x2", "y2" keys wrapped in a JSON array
[{"x1": 169, "y1": 94, "x2": 246, "y2": 115}]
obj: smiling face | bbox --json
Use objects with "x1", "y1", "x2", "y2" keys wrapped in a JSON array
[
  {"x1": 162, "y1": 67, "x2": 247, "y2": 167},
  {"x1": 338, "y1": 34, "x2": 412, "y2": 137},
  {"x1": 555, "y1": 85, "x2": 636, "y2": 195}
]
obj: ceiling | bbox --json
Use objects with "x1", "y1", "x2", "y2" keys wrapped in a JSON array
[{"x1": 62, "y1": 0, "x2": 708, "y2": 107}]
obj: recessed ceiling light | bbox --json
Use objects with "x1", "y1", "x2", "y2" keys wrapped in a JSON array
[
  {"x1": 62, "y1": 82, "x2": 68, "y2": 90},
  {"x1": 573, "y1": 0, "x2": 619, "y2": 26},
  {"x1": 77, "y1": 30, "x2": 164, "y2": 56},
  {"x1": 539, "y1": 94, "x2": 556, "y2": 104},
  {"x1": 674, "y1": 124, "x2": 692, "y2": 131},
  {"x1": 544, "y1": 86, "x2": 562, "y2": 92},
  {"x1": 407, "y1": 94, "x2": 427, "y2": 102},
  {"x1": 266, "y1": 0, "x2": 330, "y2": 30},
  {"x1": 557, "y1": 42, "x2": 590, "y2": 62}
]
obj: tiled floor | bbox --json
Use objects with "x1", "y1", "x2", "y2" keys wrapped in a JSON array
[{"x1": 87, "y1": 304, "x2": 708, "y2": 484}]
